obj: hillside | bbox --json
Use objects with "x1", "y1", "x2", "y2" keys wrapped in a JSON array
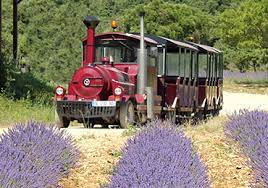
[{"x1": 1, "y1": 0, "x2": 267, "y2": 85}]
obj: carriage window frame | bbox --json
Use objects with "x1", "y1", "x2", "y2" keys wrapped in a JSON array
[
  {"x1": 192, "y1": 51, "x2": 198, "y2": 79},
  {"x1": 178, "y1": 47, "x2": 181, "y2": 75},
  {"x1": 198, "y1": 53, "x2": 208, "y2": 78},
  {"x1": 184, "y1": 49, "x2": 191, "y2": 78},
  {"x1": 157, "y1": 50, "x2": 164, "y2": 75},
  {"x1": 166, "y1": 51, "x2": 181, "y2": 76},
  {"x1": 215, "y1": 54, "x2": 218, "y2": 79},
  {"x1": 180, "y1": 48, "x2": 185, "y2": 77}
]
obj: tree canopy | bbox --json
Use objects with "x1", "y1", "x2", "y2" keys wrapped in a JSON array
[{"x1": 0, "y1": 0, "x2": 267, "y2": 85}]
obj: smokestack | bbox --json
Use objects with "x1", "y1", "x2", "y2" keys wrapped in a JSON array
[
  {"x1": 83, "y1": 16, "x2": 100, "y2": 66},
  {"x1": 137, "y1": 11, "x2": 147, "y2": 94}
]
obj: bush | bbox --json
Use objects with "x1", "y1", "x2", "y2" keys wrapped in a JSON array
[
  {"x1": 225, "y1": 110, "x2": 268, "y2": 186},
  {"x1": 108, "y1": 121, "x2": 210, "y2": 188},
  {"x1": 0, "y1": 121, "x2": 79, "y2": 187},
  {"x1": 3, "y1": 70, "x2": 54, "y2": 106}
]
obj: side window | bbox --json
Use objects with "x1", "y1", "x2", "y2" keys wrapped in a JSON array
[
  {"x1": 219, "y1": 53, "x2": 223, "y2": 78},
  {"x1": 184, "y1": 49, "x2": 191, "y2": 78},
  {"x1": 166, "y1": 52, "x2": 180, "y2": 75},
  {"x1": 192, "y1": 51, "x2": 198, "y2": 79},
  {"x1": 179, "y1": 48, "x2": 185, "y2": 77},
  {"x1": 157, "y1": 51, "x2": 164, "y2": 75},
  {"x1": 215, "y1": 54, "x2": 218, "y2": 79},
  {"x1": 208, "y1": 53, "x2": 212, "y2": 79},
  {"x1": 198, "y1": 54, "x2": 208, "y2": 77}
]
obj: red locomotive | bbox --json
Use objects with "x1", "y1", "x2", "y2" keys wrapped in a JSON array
[{"x1": 54, "y1": 14, "x2": 223, "y2": 128}]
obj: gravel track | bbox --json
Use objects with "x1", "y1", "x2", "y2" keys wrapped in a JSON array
[{"x1": 221, "y1": 91, "x2": 268, "y2": 115}]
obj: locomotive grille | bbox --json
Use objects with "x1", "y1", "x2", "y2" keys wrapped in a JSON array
[{"x1": 56, "y1": 101, "x2": 116, "y2": 118}]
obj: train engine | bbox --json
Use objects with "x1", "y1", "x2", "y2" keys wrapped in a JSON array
[
  {"x1": 54, "y1": 15, "x2": 156, "y2": 128},
  {"x1": 54, "y1": 14, "x2": 224, "y2": 128}
]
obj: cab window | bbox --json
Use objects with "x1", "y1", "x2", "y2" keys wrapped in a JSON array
[{"x1": 95, "y1": 40, "x2": 137, "y2": 63}]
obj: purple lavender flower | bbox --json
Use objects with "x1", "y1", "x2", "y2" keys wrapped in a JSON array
[
  {"x1": 107, "y1": 120, "x2": 210, "y2": 188},
  {"x1": 223, "y1": 70, "x2": 268, "y2": 81},
  {"x1": 225, "y1": 110, "x2": 268, "y2": 186},
  {"x1": 0, "y1": 121, "x2": 79, "y2": 188}
]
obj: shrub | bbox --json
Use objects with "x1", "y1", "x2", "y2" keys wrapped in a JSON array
[
  {"x1": 108, "y1": 121, "x2": 210, "y2": 188},
  {"x1": 225, "y1": 110, "x2": 268, "y2": 186},
  {"x1": 0, "y1": 121, "x2": 79, "y2": 188}
]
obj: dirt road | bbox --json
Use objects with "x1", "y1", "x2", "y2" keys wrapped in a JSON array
[{"x1": 221, "y1": 91, "x2": 268, "y2": 115}]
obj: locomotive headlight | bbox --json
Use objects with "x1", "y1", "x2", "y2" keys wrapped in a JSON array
[
  {"x1": 55, "y1": 86, "x2": 66, "y2": 96},
  {"x1": 114, "y1": 87, "x2": 122, "y2": 96},
  {"x1": 83, "y1": 78, "x2": 91, "y2": 87},
  {"x1": 56, "y1": 87, "x2": 64, "y2": 95}
]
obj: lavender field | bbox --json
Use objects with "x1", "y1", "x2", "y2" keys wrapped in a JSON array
[
  {"x1": 225, "y1": 110, "x2": 268, "y2": 187},
  {"x1": 0, "y1": 122, "x2": 79, "y2": 187},
  {"x1": 224, "y1": 70, "x2": 268, "y2": 84},
  {"x1": 223, "y1": 70, "x2": 268, "y2": 94},
  {"x1": 108, "y1": 121, "x2": 210, "y2": 187}
]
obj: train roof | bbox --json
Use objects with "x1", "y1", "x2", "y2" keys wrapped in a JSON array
[
  {"x1": 95, "y1": 32, "x2": 158, "y2": 45},
  {"x1": 132, "y1": 34, "x2": 198, "y2": 51},
  {"x1": 160, "y1": 37, "x2": 199, "y2": 51},
  {"x1": 90, "y1": 32, "x2": 221, "y2": 53},
  {"x1": 186, "y1": 42, "x2": 222, "y2": 54}
]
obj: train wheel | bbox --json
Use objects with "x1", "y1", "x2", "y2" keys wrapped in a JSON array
[
  {"x1": 84, "y1": 120, "x2": 94, "y2": 128},
  {"x1": 212, "y1": 100, "x2": 220, "y2": 116},
  {"x1": 119, "y1": 101, "x2": 135, "y2": 129},
  {"x1": 203, "y1": 103, "x2": 208, "y2": 120},
  {"x1": 55, "y1": 110, "x2": 70, "y2": 128},
  {"x1": 167, "y1": 111, "x2": 176, "y2": 124}
]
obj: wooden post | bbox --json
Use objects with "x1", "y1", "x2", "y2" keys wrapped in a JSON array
[
  {"x1": 0, "y1": 0, "x2": 2, "y2": 55},
  {"x1": 13, "y1": 0, "x2": 18, "y2": 64},
  {"x1": 146, "y1": 87, "x2": 154, "y2": 120}
]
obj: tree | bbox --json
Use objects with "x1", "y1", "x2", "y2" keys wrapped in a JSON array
[
  {"x1": 214, "y1": 0, "x2": 268, "y2": 71},
  {"x1": 120, "y1": 0, "x2": 215, "y2": 43}
]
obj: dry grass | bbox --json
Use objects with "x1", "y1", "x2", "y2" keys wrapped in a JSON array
[
  {"x1": 224, "y1": 80, "x2": 268, "y2": 95},
  {"x1": 58, "y1": 134, "x2": 127, "y2": 188},
  {"x1": 184, "y1": 117, "x2": 252, "y2": 188}
]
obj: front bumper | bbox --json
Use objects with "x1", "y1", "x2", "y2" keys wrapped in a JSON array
[{"x1": 56, "y1": 101, "x2": 117, "y2": 119}]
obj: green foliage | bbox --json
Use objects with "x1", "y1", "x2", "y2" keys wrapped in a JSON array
[
  {"x1": 0, "y1": 0, "x2": 267, "y2": 93},
  {"x1": 3, "y1": 70, "x2": 54, "y2": 105},
  {"x1": 0, "y1": 55, "x2": 6, "y2": 90},
  {"x1": 0, "y1": 95, "x2": 54, "y2": 125},
  {"x1": 121, "y1": 1, "x2": 215, "y2": 43},
  {"x1": 122, "y1": 124, "x2": 139, "y2": 137},
  {"x1": 214, "y1": 0, "x2": 268, "y2": 71}
]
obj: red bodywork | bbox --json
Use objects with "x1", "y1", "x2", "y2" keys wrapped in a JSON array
[
  {"x1": 66, "y1": 65, "x2": 136, "y2": 102},
  {"x1": 64, "y1": 32, "x2": 157, "y2": 104},
  {"x1": 54, "y1": 17, "x2": 223, "y2": 127}
]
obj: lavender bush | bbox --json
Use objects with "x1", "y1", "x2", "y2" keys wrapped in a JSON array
[
  {"x1": 225, "y1": 110, "x2": 268, "y2": 186},
  {"x1": 224, "y1": 70, "x2": 268, "y2": 83},
  {"x1": 0, "y1": 121, "x2": 79, "y2": 188},
  {"x1": 108, "y1": 121, "x2": 210, "y2": 188}
]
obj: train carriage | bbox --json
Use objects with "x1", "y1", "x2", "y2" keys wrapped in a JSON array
[{"x1": 54, "y1": 15, "x2": 223, "y2": 128}]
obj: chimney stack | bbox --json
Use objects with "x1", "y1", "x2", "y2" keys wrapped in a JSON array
[
  {"x1": 83, "y1": 16, "x2": 100, "y2": 66},
  {"x1": 137, "y1": 11, "x2": 147, "y2": 94}
]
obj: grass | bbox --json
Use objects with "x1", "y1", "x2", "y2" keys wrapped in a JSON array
[
  {"x1": 224, "y1": 79, "x2": 268, "y2": 95},
  {"x1": 184, "y1": 117, "x2": 252, "y2": 187},
  {"x1": 0, "y1": 95, "x2": 54, "y2": 127}
]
